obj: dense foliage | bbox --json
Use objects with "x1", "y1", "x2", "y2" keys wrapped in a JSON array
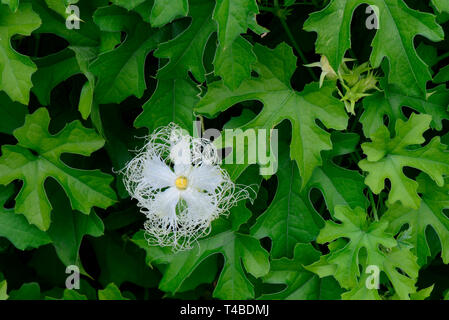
[{"x1": 0, "y1": 0, "x2": 449, "y2": 300}]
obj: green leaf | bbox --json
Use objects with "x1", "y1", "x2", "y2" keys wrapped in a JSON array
[
  {"x1": 132, "y1": 230, "x2": 220, "y2": 294},
  {"x1": 259, "y1": 243, "x2": 343, "y2": 300},
  {"x1": 111, "y1": 0, "x2": 188, "y2": 27},
  {"x1": 135, "y1": 204, "x2": 269, "y2": 299},
  {"x1": 31, "y1": 48, "x2": 81, "y2": 106},
  {"x1": 307, "y1": 132, "x2": 367, "y2": 216},
  {"x1": 445, "y1": 289, "x2": 449, "y2": 300},
  {"x1": 161, "y1": 232, "x2": 269, "y2": 299},
  {"x1": 131, "y1": 231, "x2": 174, "y2": 266},
  {"x1": 62, "y1": 290, "x2": 88, "y2": 300},
  {"x1": 247, "y1": 12, "x2": 267, "y2": 35},
  {"x1": 155, "y1": 0, "x2": 216, "y2": 82},
  {"x1": 384, "y1": 174, "x2": 449, "y2": 265},
  {"x1": 314, "y1": 205, "x2": 419, "y2": 299},
  {"x1": 361, "y1": 82, "x2": 449, "y2": 138},
  {"x1": 98, "y1": 283, "x2": 129, "y2": 300},
  {"x1": 70, "y1": 46, "x2": 97, "y2": 119},
  {"x1": 317, "y1": 206, "x2": 395, "y2": 288},
  {"x1": 0, "y1": 2, "x2": 41, "y2": 104},
  {"x1": 60, "y1": 289, "x2": 88, "y2": 300},
  {"x1": 45, "y1": 287, "x2": 89, "y2": 300},
  {"x1": 342, "y1": 252, "x2": 429, "y2": 300},
  {"x1": 134, "y1": 77, "x2": 199, "y2": 133},
  {"x1": 196, "y1": 43, "x2": 348, "y2": 186},
  {"x1": 46, "y1": 181, "x2": 104, "y2": 269},
  {"x1": 32, "y1": 0, "x2": 104, "y2": 47},
  {"x1": 32, "y1": 0, "x2": 120, "y2": 117},
  {"x1": 434, "y1": 65, "x2": 449, "y2": 84},
  {"x1": 304, "y1": 0, "x2": 444, "y2": 97},
  {"x1": 0, "y1": 185, "x2": 51, "y2": 250},
  {"x1": 0, "y1": 92, "x2": 27, "y2": 135},
  {"x1": 9, "y1": 283, "x2": 41, "y2": 300},
  {"x1": 109, "y1": 0, "x2": 147, "y2": 10},
  {"x1": 359, "y1": 113, "x2": 449, "y2": 209},
  {"x1": 340, "y1": 273, "x2": 382, "y2": 300},
  {"x1": 432, "y1": 0, "x2": 449, "y2": 13},
  {"x1": 0, "y1": 279, "x2": 7, "y2": 300},
  {"x1": 91, "y1": 233, "x2": 160, "y2": 288},
  {"x1": 251, "y1": 143, "x2": 323, "y2": 258},
  {"x1": 151, "y1": 0, "x2": 188, "y2": 27},
  {"x1": 2, "y1": 0, "x2": 19, "y2": 12},
  {"x1": 0, "y1": 108, "x2": 117, "y2": 230},
  {"x1": 417, "y1": 43, "x2": 439, "y2": 68},
  {"x1": 90, "y1": 5, "x2": 169, "y2": 104},
  {"x1": 28, "y1": 245, "x2": 68, "y2": 286},
  {"x1": 212, "y1": 0, "x2": 258, "y2": 50},
  {"x1": 410, "y1": 285, "x2": 434, "y2": 300},
  {"x1": 214, "y1": 36, "x2": 256, "y2": 90},
  {"x1": 100, "y1": 104, "x2": 145, "y2": 198}
]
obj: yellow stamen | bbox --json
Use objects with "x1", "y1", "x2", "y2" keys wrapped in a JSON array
[{"x1": 175, "y1": 176, "x2": 188, "y2": 190}]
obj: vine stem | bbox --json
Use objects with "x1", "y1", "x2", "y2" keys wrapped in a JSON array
[
  {"x1": 437, "y1": 51, "x2": 449, "y2": 62},
  {"x1": 368, "y1": 190, "x2": 379, "y2": 221},
  {"x1": 273, "y1": 0, "x2": 319, "y2": 81},
  {"x1": 33, "y1": 34, "x2": 40, "y2": 57}
]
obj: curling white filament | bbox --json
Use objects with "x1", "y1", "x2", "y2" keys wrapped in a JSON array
[{"x1": 123, "y1": 123, "x2": 252, "y2": 251}]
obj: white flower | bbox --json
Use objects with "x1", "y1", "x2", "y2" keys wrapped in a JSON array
[{"x1": 123, "y1": 123, "x2": 252, "y2": 251}]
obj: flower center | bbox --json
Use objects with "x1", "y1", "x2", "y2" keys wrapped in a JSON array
[{"x1": 175, "y1": 176, "x2": 188, "y2": 190}]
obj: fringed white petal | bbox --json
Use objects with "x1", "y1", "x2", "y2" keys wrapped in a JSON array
[
  {"x1": 143, "y1": 157, "x2": 176, "y2": 189},
  {"x1": 152, "y1": 187, "x2": 179, "y2": 219},
  {"x1": 181, "y1": 188, "x2": 217, "y2": 220},
  {"x1": 171, "y1": 136, "x2": 192, "y2": 176},
  {"x1": 189, "y1": 165, "x2": 224, "y2": 193}
]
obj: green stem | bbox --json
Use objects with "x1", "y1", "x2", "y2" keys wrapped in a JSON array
[
  {"x1": 197, "y1": 115, "x2": 205, "y2": 135},
  {"x1": 377, "y1": 192, "x2": 385, "y2": 214},
  {"x1": 273, "y1": 0, "x2": 318, "y2": 81},
  {"x1": 437, "y1": 51, "x2": 449, "y2": 62},
  {"x1": 348, "y1": 100, "x2": 363, "y2": 132},
  {"x1": 33, "y1": 34, "x2": 40, "y2": 57},
  {"x1": 368, "y1": 190, "x2": 379, "y2": 221}
]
